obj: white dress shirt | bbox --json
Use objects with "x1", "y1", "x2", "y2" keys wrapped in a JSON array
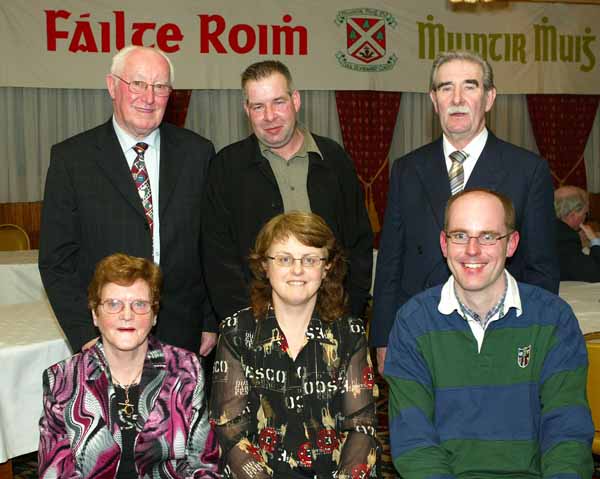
[
  {"x1": 443, "y1": 127, "x2": 489, "y2": 187},
  {"x1": 112, "y1": 117, "x2": 161, "y2": 264}
]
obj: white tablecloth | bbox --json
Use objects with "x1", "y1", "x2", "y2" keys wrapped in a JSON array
[
  {"x1": 0, "y1": 302, "x2": 71, "y2": 462},
  {"x1": 0, "y1": 250, "x2": 45, "y2": 305},
  {"x1": 559, "y1": 281, "x2": 600, "y2": 335}
]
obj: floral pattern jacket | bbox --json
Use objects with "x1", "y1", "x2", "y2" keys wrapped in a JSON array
[
  {"x1": 38, "y1": 336, "x2": 219, "y2": 478},
  {"x1": 210, "y1": 307, "x2": 380, "y2": 479}
]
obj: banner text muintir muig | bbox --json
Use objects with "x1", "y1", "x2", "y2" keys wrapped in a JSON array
[{"x1": 419, "y1": 15, "x2": 596, "y2": 72}]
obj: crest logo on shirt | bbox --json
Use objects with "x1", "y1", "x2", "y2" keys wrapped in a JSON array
[
  {"x1": 335, "y1": 8, "x2": 398, "y2": 72},
  {"x1": 517, "y1": 345, "x2": 532, "y2": 368}
]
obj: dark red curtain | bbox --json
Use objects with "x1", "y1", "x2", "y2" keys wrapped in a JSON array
[
  {"x1": 335, "y1": 91, "x2": 401, "y2": 246},
  {"x1": 527, "y1": 94, "x2": 600, "y2": 188},
  {"x1": 163, "y1": 89, "x2": 192, "y2": 128}
]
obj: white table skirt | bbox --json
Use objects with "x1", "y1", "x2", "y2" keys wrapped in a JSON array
[
  {"x1": 0, "y1": 301, "x2": 71, "y2": 462},
  {"x1": 0, "y1": 250, "x2": 45, "y2": 305}
]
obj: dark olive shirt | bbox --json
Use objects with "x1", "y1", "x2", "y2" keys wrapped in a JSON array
[
  {"x1": 260, "y1": 126, "x2": 322, "y2": 214},
  {"x1": 210, "y1": 307, "x2": 379, "y2": 478}
]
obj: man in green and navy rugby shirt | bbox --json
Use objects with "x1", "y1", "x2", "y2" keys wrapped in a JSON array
[{"x1": 385, "y1": 188, "x2": 593, "y2": 478}]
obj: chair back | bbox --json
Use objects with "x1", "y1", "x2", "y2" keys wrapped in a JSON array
[
  {"x1": 584, "y1": 331, "x2": 600, "y2": 455},
  {"x1": 0, "y1": 223, "x2": 31, "y2": 250}
]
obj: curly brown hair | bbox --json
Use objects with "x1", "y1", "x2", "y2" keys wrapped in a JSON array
[
  {"x1": 88, "y1": 253, "x2": 162, "y2": 314},
  {"x1": 248, "y1": 212, "x2": 348, "y2": 322}
]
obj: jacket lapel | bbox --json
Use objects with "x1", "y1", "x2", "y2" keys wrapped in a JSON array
[
  {"x1": 466, "y1": 132, "x2": 507, "y2": 190},
  {"x1": 158, "y1": 125, "x2": 182, "y2": 218},
  {"x1": 248, "y1": 135, "x2": 279, "y2": 188},
  {"x1": 136, "y1": 337, "x2": 167, "y2": 429},
  {"x1": 84, "y1": 344, "x2": 121, "y2": 446},
  {"x1": 93, "y1": 120, "x2": 147, "y2": 221},
  {"x1": 80, "y1": 374, "x2": 121, "y2": 477},
  {"x1": 414, "y1": 137, "x2": 451, "y2": 229}
]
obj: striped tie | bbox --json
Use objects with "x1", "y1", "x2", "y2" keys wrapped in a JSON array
[
  {"x1": 449, "y1": 150, "x2": 468, "y2": 196},
  {"x1": 131, "y1": 142, "x2": 153, "y2": 235}
]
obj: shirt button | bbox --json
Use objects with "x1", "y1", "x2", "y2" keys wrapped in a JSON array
[{"x1": 291, "y1": 186, "x2": 295, "y2": 191}]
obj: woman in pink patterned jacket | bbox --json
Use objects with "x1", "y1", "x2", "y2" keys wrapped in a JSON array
[{"x1": 38, "y1": 253, "x2": 219, "y2": 479}]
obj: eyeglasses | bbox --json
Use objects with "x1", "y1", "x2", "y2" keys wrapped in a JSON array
[
  {"x1": 266, "y1": 254, "x2": 327, "y2": 268},
  {"x1": 99, "y1": 299, "x2": 153, "y2": 315},
  {"x1": 445, "y1": 231, "x2": 512, "y2": 246},
  {"x1": 112, "y1": 74, "x2": 172, "y2": 97}
]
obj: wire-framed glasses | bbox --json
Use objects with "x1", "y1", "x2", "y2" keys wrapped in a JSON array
[
  {"x1": 445, "y1": 231, "x2": 512, "y2": 246},
  {"x1": 266, "y1": 254, "x2": 327, "y2": 268},
  {"x1": 112, "y1": 74, "x2": 172, "y2": 97},
  {"x1": 100, "y1": 299, "x2": 153, "y2": 315}
]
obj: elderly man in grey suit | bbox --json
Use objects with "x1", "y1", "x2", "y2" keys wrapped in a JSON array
[{"x1": 39, "y1": 45, "x2": 217, "y2": 355}]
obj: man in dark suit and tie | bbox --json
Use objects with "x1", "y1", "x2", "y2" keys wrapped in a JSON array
[
  {"x1": 371, "y1": 50, "x2": 559, "y2": 374},
  {"x1": 39, "y1": 45, "x2": 217, "y2": 355}
]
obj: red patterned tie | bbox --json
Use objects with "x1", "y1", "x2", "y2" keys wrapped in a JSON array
[{"x1": 131, "y1": 142, "x2": 153, "y2": 235}]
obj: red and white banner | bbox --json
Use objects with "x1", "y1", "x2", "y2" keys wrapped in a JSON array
[{"x1": 1, "y1": 0, "x2": 599, "y2": 93}]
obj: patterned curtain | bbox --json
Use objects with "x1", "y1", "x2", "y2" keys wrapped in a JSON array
[
  {"x1": 527, "y1": 94, "x2": 600, "y2": 188},
  {"x1": 335, "y1": 91, "x2": 401, "y2": 246},
  {"x1": 163, "y1": 89, "x2": 192, "y2": 128}
]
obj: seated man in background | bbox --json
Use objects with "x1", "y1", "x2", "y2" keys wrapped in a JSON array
[
  {"x1": 555, "y1": 185, "x2": 600, "y2": 282},
  {"x1": 385, "y1": 188, "x2": 593, "y2": 478}
]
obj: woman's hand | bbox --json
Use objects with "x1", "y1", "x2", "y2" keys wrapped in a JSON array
[{"x1": 199, "y1": 331, "x2": 217, "y2": 356}]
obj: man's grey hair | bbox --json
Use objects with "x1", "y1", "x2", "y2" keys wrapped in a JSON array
[
  {"x1": 554, "y1": 187, "x2": 588, "y2": 219},
  {"x1": 110, "y1": 45, "x2": 175, "y2": 84},
  {"x1": 430, "y1": 50, "x2": 494, "y2": 92}
]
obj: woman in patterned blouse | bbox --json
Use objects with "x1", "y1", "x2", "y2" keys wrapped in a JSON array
[
  {"x1": 210, "y1": 212, "x2": 379, "y2": 478},
  {"x1": 38, "y1": 253, "x2": 218, "y2": 478}
]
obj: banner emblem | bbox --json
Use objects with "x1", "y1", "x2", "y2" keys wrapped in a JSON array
[
  {"x1": 335, "y1": 8, "x2": 398, "y2": 72},
  {"x1": 517, "y1": 345, "x2": 532, "y2": 368}
]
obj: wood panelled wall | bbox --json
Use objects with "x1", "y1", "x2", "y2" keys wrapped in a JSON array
[
  {"x1": 2, "y1": 196, "x2": 600, "y2": 252},
  {"x1": 0, "y1": 202, "x2": 42, "y2": 249}
]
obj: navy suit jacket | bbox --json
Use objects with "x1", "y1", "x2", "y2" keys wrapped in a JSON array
[
  {"x1": 39, "y1": 120, "x2": 216, "y2": 353},
  {"x1": 370, "y1": 132, "x2": 559, "y2": 347}
]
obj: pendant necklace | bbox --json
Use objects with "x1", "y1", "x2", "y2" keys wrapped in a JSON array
[{"x1": 113, "y1": 370, "x2": 142, "y2": 417}]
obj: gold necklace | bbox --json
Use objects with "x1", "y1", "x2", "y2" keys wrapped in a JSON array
[{"x1": 113, "y1": 371, "x2": 142, "y2": 417}]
